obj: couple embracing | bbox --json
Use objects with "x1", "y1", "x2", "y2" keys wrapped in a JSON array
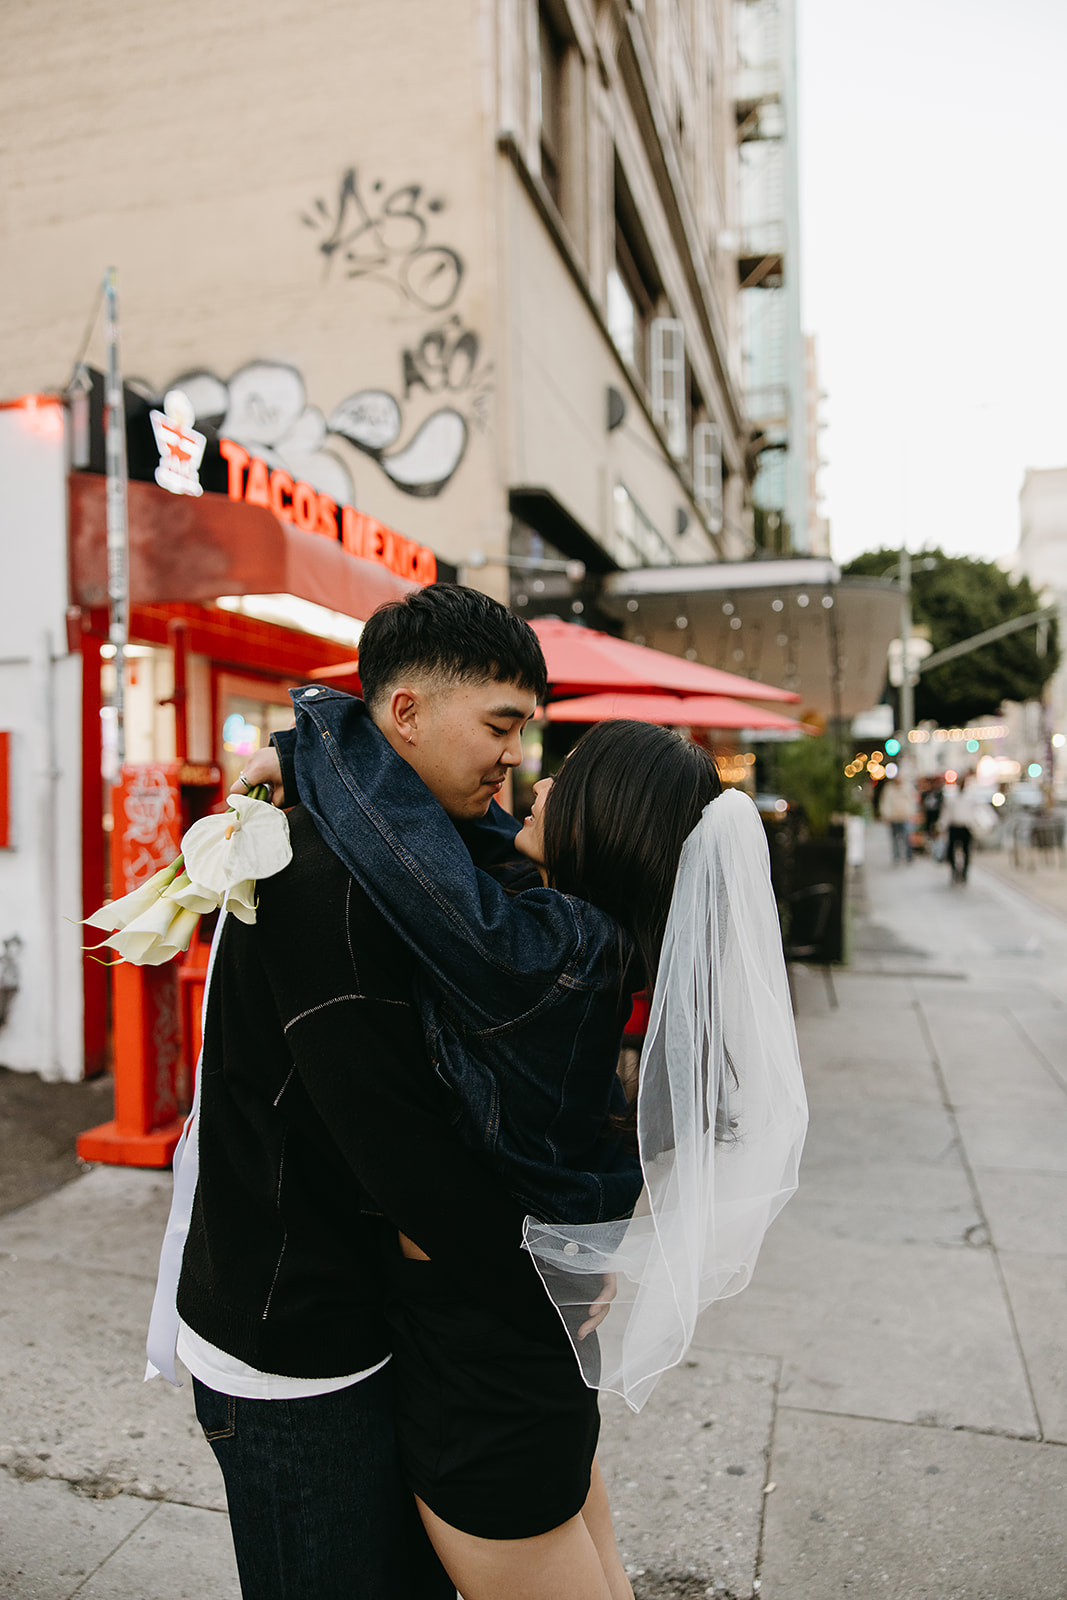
[{"x1": 146, "y1": 584, "x2": 807, "y2": 1599}]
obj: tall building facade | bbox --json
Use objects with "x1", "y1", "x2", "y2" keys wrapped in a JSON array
[
  {"x1": 733, "y1": 0, "x2": 806, "y2": 555},
  {"x1": 3, "y1": 0, "x2": 754, "y2": 599},
  {"x1": 803, "y1": 333, "x2": 830, "y2": 558},
  {"x1": 1016, "y1": 467, "x2": 1067, "y2": 793}
]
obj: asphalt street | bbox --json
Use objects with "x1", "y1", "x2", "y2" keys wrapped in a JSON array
[{"x1": 0, "y1": 822, "x2": 1064, "y2": 1600}]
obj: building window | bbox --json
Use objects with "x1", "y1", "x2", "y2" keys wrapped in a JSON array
[
  {"x1": 538, "y1": 3, "x2": 567, "y2": 211},
  {"x1": 650, "y1": 317, "x2": 687, "y2": 461},
  {"x1": 612, "y1": 483, "x2": 677, "y2": 568},
  {"x1": 606, "y1": 268, "x2": 637, "y2": 368},
  {"x1": 610, "y1": 158, "x2": 661, "y2": 385},
  {"x1": 693, "y1": 420, "x2": 724, "y2": 532}
]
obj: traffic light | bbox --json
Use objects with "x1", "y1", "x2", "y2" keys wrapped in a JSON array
[{"x1": 885, "y1": 738, "x2": 901, "y2": 757}]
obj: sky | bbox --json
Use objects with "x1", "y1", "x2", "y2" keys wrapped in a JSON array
[{"x1": 796, "y1": 0, "x2": 1067, "y2": 567}]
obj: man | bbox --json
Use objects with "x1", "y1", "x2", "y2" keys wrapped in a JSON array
[{"x1": 150, "y1": 586, "x2": 551, "y2": 1598}]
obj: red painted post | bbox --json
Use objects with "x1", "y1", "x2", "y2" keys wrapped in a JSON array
[
  {"x1": 166, "y1": 618, "x2": 189, "y2": 760},
  {"x1": 76, "y1": 763, "x2": 187, "y2": 1166}
]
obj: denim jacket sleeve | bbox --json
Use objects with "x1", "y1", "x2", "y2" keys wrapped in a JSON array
[
  {"x1": 288, "y1": 687, "x2": 620, "y2": 1022},
  {"x1": 272, "y1": 722, "x2": 530, "y2": 876}
]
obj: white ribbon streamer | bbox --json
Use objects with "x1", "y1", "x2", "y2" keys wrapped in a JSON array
[{"x1": 144, "y1": 912, "x2": 227, "y2": 1386}]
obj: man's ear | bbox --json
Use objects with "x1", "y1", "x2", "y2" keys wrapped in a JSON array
[{"x1": 387, "y1": 687, "x2": 420, "y2": 747}]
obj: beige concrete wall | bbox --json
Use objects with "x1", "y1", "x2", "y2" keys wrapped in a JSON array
[
  {"x1": 2, "y1": 0, "x2": 750, "y2": 582},
  {"x1": 504, "y1": 169, "x2": 718, "y2": 566},
  {"x1": 1, "y1": 0, "x2": 505, "y2": 571}
]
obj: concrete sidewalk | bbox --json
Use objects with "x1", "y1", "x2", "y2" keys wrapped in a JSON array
[{"x1": 1, "y1": 821, "x2": 1065, "y2": 1599}]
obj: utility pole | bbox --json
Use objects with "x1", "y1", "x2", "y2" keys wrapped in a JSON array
[
  {"x1": 899, "y1": 545, "x2": 914, "y2": 741},
  {"x1": 103, "y1": 268, "x2": 129, "y2": 770}
]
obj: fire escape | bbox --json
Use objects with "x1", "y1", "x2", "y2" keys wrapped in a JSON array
[{"x1": 734, "y1": 0, "x2": 795, "y2": 554}]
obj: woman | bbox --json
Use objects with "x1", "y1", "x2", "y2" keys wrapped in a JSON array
[
  {"x1": 940, "y1": 772, "x2": 979, "y2": 884},
  {"x1": 246, "y1": 696, "x2": 806, "y2": 1600}
]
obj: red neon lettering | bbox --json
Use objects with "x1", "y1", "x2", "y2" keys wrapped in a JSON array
[
  {"x1": 341, "y1": 505, "x2": 363, "y2": 557},
  {"x1": 292, "y1": 481, "x2": 318, "y2": 533},
  {"x1": 338, "y1": 506, "x2": 434, "y2": 585},
  {"x1": 269, "y1": 469, "x2": 294, "y2": 521},
  {"x1": 316, "y1": 494, "x2": 339, "y2": 539},
  {"x1": 244, "y1": 457, "x2": 271, "y2": 509},
  {"x1": 219, "y1": 439, "x2": 249, "y2": 500},
  {"x1": 415, "y1": 548, "x2": 438, "y2": 584}
]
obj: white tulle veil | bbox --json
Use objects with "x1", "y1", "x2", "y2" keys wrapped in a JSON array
[{"x1": 523, "y1": 787, "x2": 808, "y2": 1412}]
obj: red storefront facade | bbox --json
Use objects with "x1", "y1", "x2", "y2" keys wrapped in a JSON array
[{"x1": 66, "y1": 453, "x2": 439, "y2": 1144}]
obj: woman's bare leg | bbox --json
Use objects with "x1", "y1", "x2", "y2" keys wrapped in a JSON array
[
  {"x1": 416, "y1": 1495, "x2": 615, "y2": 1600},
  {"x1": 580, "y1": 1458, "x2": 634, "y2": 1600}
]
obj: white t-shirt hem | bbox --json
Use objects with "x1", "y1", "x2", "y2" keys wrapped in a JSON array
[{"x1": 176, "y1": 1318, "x2": 389, "y2": 1400}]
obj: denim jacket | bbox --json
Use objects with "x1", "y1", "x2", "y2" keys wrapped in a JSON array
[{"x1": 275, "y1": 687, "x2": 643, "y2": 1226}]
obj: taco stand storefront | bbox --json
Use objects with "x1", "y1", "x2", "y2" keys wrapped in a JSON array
[{"x1": 0, "y1": 394, "x2": 440, "y2": 1147}]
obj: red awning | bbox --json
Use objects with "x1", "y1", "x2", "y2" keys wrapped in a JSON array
[
  {"x1": 544, "y1": 691, "x2": 813, "y2": 732},
  {"x1": 69, "y1": 474, "x2": 416, "y2": 620},
  {"x1": 530, "y1": 618, "x2": 801, "y2": 702}
]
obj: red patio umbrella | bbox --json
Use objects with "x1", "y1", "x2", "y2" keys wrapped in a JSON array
[
  {"x1": 543, "y1": 691, "x2": 813, "y2": 734},
  {"x1": 308, "y1": 616, "x2": 802, "y2": 706},
  {"x1": 530, "y1": 618, "x2": 800, "y2": 703},
  {"x1": 308, "y1": 657, "x2": 363, "y2": 690}
]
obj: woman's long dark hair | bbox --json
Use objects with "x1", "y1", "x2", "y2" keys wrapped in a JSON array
[{"x1": 542, "y1": 720, "x2": 723, "y2": 989}]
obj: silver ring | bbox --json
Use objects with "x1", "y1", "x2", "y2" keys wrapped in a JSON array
[{"x1": 237, "y1": 772, "x2": 252, "y2": 790}]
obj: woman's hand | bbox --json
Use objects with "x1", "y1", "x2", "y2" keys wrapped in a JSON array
[
  {"x1": 230, "y1": 748, "x2": 286, "y2": 807},
  {"x1": 577, "y1": 1273, "x2": 617, "y2": 1341}
]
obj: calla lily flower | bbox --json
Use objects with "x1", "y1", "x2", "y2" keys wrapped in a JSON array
[
  {"x1": 181, "y1": 794, "x2": 292, "y2": 904},
  {"x1": 96, "y1": 898, "x2": 203, "y2": 966},
  {"x1": 166, "y1": 872, "x2": 228, "y2": 917},
  {"x1": 85, "y1": 859, "x2": 184, "y2": 935},
  {"x1": 83, "y1": 788, "x2": 292, "y2": 965}
]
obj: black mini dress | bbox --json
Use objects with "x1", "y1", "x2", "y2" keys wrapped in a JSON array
[{"x1": 382, "y1": 1247, "x2": 601, "y2": 1541}]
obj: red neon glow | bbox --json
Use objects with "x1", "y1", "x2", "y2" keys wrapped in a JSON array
[{"x1": 4, "y1": 393, "x2": 64, "y2": 437}]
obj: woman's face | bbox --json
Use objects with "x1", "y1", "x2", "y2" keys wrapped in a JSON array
[{"x1": 514, "y1": 776, "x2": 553, "y2": 869}]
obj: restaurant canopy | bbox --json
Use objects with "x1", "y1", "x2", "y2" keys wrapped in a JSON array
[
  {"x1": 543, "y1": 691, "x2": 813, "y2": 734},
  {"x1": 69, "y1": 474, "x2": 417, "y2": 624},
  {"x1": 529, "y1": 618, "x2": 801, "y2": 702}
]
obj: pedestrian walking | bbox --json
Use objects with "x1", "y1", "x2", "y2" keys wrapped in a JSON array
[
  {"x1": 941, "y1": 772, "x2": 980, "y2": 884},
  {"x1": 880, "y1": 774, "x2": 917, "y2": 864},
  {"x1": 920, "y1": 777, "x2": 944, "y2": 850}
]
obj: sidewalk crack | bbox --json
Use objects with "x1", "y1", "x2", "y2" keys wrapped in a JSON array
[{"x1": 910, "y1": 993, "x2": 1045, "y2": 1442}]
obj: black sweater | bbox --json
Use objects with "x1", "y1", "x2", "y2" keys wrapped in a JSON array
[{"x1": 177, "y1": 805, "x2": 546, "y2": 1379}]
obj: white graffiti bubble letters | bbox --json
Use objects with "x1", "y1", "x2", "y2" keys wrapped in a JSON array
[
  {"x1": 223, "y1": 363, "x2": 307, "y2": 449},
  {"x1": 204, "y1": 361, "x2": 355, "y2": 504},
  {"x1": 379, "y1": 410, "x2": 468, "y2": 498},
  {"x1": 328, "y1": 392, "x2": 402, "y2": 452}
]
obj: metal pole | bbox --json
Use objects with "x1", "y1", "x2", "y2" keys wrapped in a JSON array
[
  {"x1": 103, "y1": 268, "x2": 129, "y2": 771},
  {"x1": 899, "y1": 545, "x2": 914, "y2": 740}
]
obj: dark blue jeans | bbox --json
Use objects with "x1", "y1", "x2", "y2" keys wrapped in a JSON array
[{"x1": 193, "y1": 1370, "x2": 455, "y2": 1600}]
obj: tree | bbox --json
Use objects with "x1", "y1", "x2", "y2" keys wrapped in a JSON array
[
  {"x1": 842, "y1": 548, "x2": 1059, "y2": 727},
  {"x1": 774, "y1": 733, "x2": 861, "y2": 835}
]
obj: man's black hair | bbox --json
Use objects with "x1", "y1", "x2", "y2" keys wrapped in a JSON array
[{"x1": 358, "y1": 584, "x2": 548, "y2": 709}]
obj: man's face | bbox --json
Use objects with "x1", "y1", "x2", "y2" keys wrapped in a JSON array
[{"x1": 379, "y1": 677, "x2": 538, "y2": 819}]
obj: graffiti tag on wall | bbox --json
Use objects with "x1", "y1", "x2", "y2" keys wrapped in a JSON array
[
  {"x1": 302, "y1": 167, "x2": 464, "y2": 311},
  {"x1": 171, "y1": 165, "x2": 490, "y2": 502}
]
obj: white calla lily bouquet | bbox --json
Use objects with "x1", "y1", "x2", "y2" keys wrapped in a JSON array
[{"x1": 85, "y1": 787, "x2": 292, "y2": 965}]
